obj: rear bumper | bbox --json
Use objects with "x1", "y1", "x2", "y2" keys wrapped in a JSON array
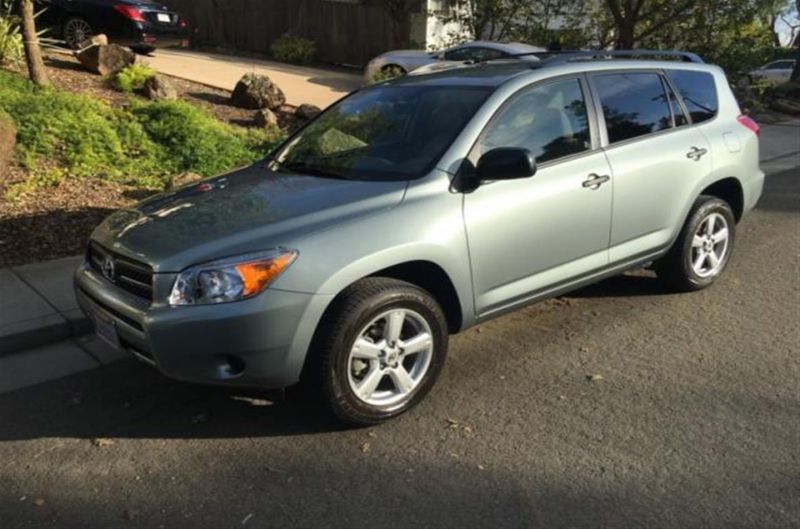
[
  {"x1": 74, "y1": 261, "x2": 331, "y2": 389},
  {"x1": 118, "y1": 22, "x2": 191, "y2": 49}
]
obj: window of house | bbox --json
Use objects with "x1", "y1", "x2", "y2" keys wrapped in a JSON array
[
  {"x1": 666, "y1": 70, "x2": 718, "y2": 124},
  {"x1": 475, "y1": 78, "x2": 592, "y2": 164},
  {"x1": 593, "y1": 73, "x2": 673, "y2": 144}
]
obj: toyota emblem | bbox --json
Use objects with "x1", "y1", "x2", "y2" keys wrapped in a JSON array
[{"x1": 102, "y1": 255, "x2": 116, "y2": 281}]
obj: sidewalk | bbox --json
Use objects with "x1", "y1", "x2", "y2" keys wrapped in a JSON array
[
  {"x1": 0, "y1": 117, "x2": 798, "y2": 394},
  {"x1": 145, "y1": 49, "x2": 362, "y2": 108}
]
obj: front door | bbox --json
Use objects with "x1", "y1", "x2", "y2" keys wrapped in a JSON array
[{"x1": 463, "y1": 77, "x2": 613, "y2": 316}]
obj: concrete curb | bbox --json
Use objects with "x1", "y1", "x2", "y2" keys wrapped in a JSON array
[{"x1": 0, "y1": 256, "x2": 89, "y2": 356}]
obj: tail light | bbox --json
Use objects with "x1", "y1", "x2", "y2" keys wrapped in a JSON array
[
  {"x1": 737, "y1": 114, "x2": 760, "y2": 137},
  {"x1": 114, "y1": 4, "x2": 146, "y2": 22},
  {"x1": 179, "y1": 19, "x2": 187, "y2": 28}
]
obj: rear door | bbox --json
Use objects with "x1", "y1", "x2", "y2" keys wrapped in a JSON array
[
  {"x1": 463, "y1": 76, "x2": 613, "y2": 316},
  {"x1": 589, "y1": 70, "x2": 712, "y2": 263}
]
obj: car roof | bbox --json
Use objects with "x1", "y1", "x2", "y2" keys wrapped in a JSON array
[
  {"x1": 379, "y1": 50, "x2": 711, "y2": 89},
  {"x1": 458, "y1": 41, "x2": 545, "y2": 53}
]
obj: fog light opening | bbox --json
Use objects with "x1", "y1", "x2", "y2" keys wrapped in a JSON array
[{"x1": 215, "y1": 354, "x2": 246, "y2": 378}]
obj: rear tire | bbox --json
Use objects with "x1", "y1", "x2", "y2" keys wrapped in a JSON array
[
  {"x1": 63, "y1": 17, "x2": 93, "y2": 49},
  {"x1": 655, "y1": 195, "x2": 736, "y2": 292},
  {"x1": 310, "y1": 278, "x2": 448, "y2": 426}
]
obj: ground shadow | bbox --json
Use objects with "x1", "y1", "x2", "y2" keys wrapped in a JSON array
[
  {"x1": 185, "y1": 91, "x2": 230, "y2": 106},
  {"x1": 0, "y1": 208, "x2": 115, "y2": 268},
  {"x1": 568, "y1": 271, "x2": 672, "y2": 299}
]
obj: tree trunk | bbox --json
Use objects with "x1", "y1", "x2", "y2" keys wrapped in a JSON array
[
  {"x1": 614, "y1": 23, "x2": 636, "y2": 49},
  {"x1": 20, "y1": 0, "x2": 49, "y2": 87}
]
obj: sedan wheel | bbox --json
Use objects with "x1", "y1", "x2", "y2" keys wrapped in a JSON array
[{"x1": 63, "y1": 17, "x2": 93, "y2": 49}]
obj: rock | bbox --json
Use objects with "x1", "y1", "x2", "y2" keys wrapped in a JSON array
[
  {"x1": 0, "y1": 110, "x2": 15, "y2": 178},
  {"x1": 254, "y1": 108, "x2": 279, "y2": 128},
  {"x1": 230, "y1": 73, "x2": 286, "y2": 110},
  {"x1": 167, "y1": 172, "x2": 203, "y2": 190},
  {"x1": 142, "y1": 75, "x2": 177, "y2": 100},
  {"x1": 75, "y1": 44, "x2": 135, "y2": 76},
  {"x1": 295, "y1": 103, "x2": 322, "y2": 120},
  {"x1": 78, "y1": 33, "x2": 108, "y2": 49}
]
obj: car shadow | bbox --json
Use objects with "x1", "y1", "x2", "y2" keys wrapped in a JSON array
[
  {"x1": 0, "y1": 359, "x2": 347, "y2": 441},
  {"x1": 567, "y1": 270, "x2": 673, "y2": 299}
]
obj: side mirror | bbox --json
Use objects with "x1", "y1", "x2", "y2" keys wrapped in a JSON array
[{"x1": 476, "y1": 148, "x2": 536, "y2": 182}]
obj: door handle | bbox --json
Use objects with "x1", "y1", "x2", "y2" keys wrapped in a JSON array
[
  {"x1": 582, "y1": 173, "x2": 610, "y2": 190},
  {"x1": 686, "y1": 146, "x2": 708, "y2": 161}
]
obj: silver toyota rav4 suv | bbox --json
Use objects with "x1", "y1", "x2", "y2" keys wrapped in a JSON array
[{"x1": 75, "y1": 51, "x2": 764, "y2": 425}]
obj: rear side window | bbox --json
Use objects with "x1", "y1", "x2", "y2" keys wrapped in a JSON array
[
  {"x1": 667, "y1": 70, "x2": 718, "y2": 124},
  {"x1": 593, "y1": 73, "x2": 673, "y2": 144}
]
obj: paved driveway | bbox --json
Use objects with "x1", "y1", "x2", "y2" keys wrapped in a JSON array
[{"x1": 145, "y1": 49, "x2": 362, "y2": 109}]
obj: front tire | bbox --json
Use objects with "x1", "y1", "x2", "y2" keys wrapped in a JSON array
[
  {"x1": 312, "y1": 278, "x2": 448, "y2": 426},
  {"x1": 655, "y1": 195, "x2": 736, "y2": 292}
]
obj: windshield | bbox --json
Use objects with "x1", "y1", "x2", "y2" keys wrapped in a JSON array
[{"x1": 272, "y1": 85, "x2": 491, "y2": 181}]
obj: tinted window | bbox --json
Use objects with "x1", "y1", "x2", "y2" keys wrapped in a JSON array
[
  {"x1": 274, "y1": 86, "x2": 490, "y2": 181},
  {"x1": 664, "y1": 80, "x2": 688, "y2": 127},
  {"x1": 476, "y1": 78, "x2": 591, "y2": 164},
  {"x1": 445, "y1": 47, "x2": 506, "y2": 62},
  {"x1": 766, "y1": 61, "x2": 793, "y2": 70},
  {"x1": 594, "y1": 73, "x2": 673, "y2": 144},
  {"x1": 667, "y1": 70, "x2": 718, "y2": 124}
]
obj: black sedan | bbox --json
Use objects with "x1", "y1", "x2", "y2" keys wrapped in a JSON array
[{"x1": 38, "y1": 0, "x2": 191, "y2": 54}]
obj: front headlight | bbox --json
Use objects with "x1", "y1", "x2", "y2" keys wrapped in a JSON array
[{"x1": 168, "y1": 249, "x2": 298, "y2": 306}]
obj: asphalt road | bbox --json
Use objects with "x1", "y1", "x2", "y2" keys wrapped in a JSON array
[{"x1": 2, "y1": 164, "x2": 799, "y2": 528}]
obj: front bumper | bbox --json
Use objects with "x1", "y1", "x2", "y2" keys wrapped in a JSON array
[{"x1": 74, "y1": 261, "x2": 331, "y2": 389}]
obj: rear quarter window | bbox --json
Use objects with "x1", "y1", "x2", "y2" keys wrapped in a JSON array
[{"x1": 666, "y1": 70, "x2": 718, "y2": 124}]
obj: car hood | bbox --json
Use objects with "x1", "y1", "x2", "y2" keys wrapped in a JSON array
[{"x1": 91, "y1": 163, "x2": 407, "y2": 273}]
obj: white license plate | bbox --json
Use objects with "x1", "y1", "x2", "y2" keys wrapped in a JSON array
[
  {"x1": 157, "y1": 13, "x2": 171, "y2": 23},
  {"x1": 93, "y1": 309, "x2": 120, "y2": 350}
]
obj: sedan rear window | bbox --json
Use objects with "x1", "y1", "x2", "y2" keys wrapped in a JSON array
[
  {"x1": 273, "y1": 85, "x2": 491, "y2": 181},
  {"x1": 666, "y1": 70, "x2": 718, "y2": 124}
]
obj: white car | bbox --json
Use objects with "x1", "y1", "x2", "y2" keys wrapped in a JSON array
[
  {"x1": 748, "y1": 59, "x2": 796, "y2": 84},
  {"x1": 364, "y1": 41, "x2": 545, "y2": 83}
]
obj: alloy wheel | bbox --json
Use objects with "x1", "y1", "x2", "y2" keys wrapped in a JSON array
[
  {"x1": 690, "y1": 212, "x2": 730, "y2": 278},
  {"x1": 346, "y1": 308, "x2": 434, "y2": 407}
]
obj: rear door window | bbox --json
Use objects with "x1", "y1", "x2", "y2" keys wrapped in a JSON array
[
  {"x1": 666, "y1": 70, "x2": 718, "y2": 124},
  {"x1": 593, "y1": 72, "x2": 673, "y2": 144}
]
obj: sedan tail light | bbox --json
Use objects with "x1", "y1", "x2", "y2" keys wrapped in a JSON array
[
  {"x1": 737, "y1": 114, "x2": 760, "y2": 137},
  {"x1": 114, "y1": 4, "x2": 146, "y2": 22}
]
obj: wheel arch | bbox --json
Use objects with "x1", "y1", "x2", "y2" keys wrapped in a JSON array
[{"x1": 700, "y1": 177, "x2": 745, "y2": 222}]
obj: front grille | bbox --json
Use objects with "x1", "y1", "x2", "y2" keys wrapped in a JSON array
[{"x1": 87, "y1": 242, "x2": 154, "y2": 302}]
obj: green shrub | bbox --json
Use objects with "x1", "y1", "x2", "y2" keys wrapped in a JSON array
[
  {"x1": 0, "y1": 7, "x2": 23, "y2": 67},
  {"x1": 0, "y1": 69, "x2": 285, "y2": 192},
  {"x1": 271, "y1": 34, "x2": 316, "y2": 65},
  {"x1": 369, "y1": 65, "x2": 405, "y2": 85},
  {"x1": 113, "y1": 63, "x2": 157, "y2": 93}
]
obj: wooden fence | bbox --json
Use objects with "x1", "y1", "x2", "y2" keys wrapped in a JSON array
[{"x1": 166, "y1": 0, "x2": 406, "y2": 67}]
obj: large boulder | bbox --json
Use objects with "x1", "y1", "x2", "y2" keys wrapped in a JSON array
[
  {"x1": 142, "y1": 75, "x2": 178, "y2": 100},
  {"x1": 295, "y1": 103, "x2": 321, "y2": 120},
  {"x1": 0, "y1": 110, "x2": 16, "y2": 179},
  {"x1": 75, "y1": 43, "x2": 135, "y2": 76},
  {"x1": 78, "y1": 33, "x2": 109, "y2": 49},
  {"x1": 254, "y1": 108, "x2": 279, "y2": 128},
  {"x1": 230, "y1": 73, "x2": 285, "y2": 110}
]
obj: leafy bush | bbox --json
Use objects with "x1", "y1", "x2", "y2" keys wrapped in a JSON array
[
  {"x1": 0, "y1": 5, "x2": 23, "y2": 67},
  {"x1": 271, "y1": 34, "x2": 316, "y2": 65},
  {"x1": 369, "y1": 65, "x2": 405, "y2": 85},
  {"x1": 0, "y1": 69, "x2": 284, "y2": 192},
  {"x1": 113, "y1": 63, "x2": 157, "y2": 93}
]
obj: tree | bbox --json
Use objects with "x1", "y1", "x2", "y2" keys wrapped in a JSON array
[
  {"x1": 19, "y1": 0, "x2": 48, "y2": 86},
  {"x1": 603, "y1": 0, "x2": 699, "y2": 49}
]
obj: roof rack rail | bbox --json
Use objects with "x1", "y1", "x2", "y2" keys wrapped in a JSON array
[{"x1": 516, "y1": 49, "x2": 704, "y2": 64}]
